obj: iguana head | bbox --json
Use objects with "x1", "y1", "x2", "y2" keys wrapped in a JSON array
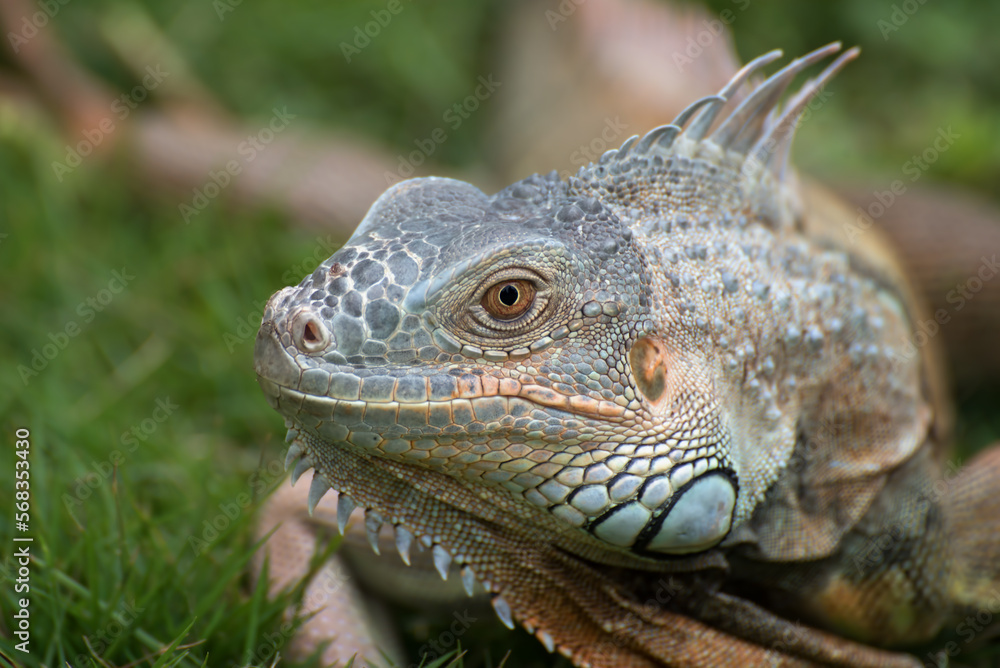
[{"x1": 255, "y1": 44, "x2": 858, "y2": 564}]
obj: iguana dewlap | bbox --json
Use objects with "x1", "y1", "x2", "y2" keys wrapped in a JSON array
[{"x1": 253, "y1": 44, "x2": 1000, "y2": 667}]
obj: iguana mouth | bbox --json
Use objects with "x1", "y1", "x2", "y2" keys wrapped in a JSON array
[{"x1": 256, "y1": 368, "x2": 632, "y2": 423}]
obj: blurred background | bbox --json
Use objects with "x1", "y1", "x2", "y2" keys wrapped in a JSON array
[{"x1": 1, "y1": 0, "x2": 998, "y2": 666}]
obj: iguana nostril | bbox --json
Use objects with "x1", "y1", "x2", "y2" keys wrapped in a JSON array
[
  {"x1": 294, "y1": 313, "x2": 332, "y2": 353},
  {"x1": 304, "y1": 321, "x2": 321, "y2": 343}
]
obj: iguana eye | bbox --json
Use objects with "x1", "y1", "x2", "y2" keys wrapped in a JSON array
[{"x1": 481, "y1": 280, "x2": 536, "y2": 320}]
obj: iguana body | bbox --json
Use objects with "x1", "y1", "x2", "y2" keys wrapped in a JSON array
[{"x1": 254, "y1": 45, "x2": 1000, "y2": 667}]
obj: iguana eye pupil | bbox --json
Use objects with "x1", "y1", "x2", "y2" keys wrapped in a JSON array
[
  {"x1": 482, "y1": 280, "x2": 536, "y2": 320},
  {"x1": 499, "y1": 285, "x2": 519, "y2": 306}
]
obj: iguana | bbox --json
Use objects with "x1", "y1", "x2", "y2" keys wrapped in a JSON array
[{"x1": 253, "y1": 44, "x2": 1000, "y2": 667}]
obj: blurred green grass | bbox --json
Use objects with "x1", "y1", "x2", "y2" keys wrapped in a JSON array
[{"x1": 1, "y1": 1, "x2": 998, "y2": 666}]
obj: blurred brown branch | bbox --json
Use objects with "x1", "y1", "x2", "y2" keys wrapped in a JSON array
[{"x1": 0, "y1": 0, "x2": 397, "y2": 234}]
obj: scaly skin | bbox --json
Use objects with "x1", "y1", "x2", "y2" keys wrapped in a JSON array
[{"x1": 253, "y1": 44, "x2": 1000, "y2": 667}]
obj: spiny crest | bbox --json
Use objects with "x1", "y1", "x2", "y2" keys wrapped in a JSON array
[
  {"x1": 574, "y1": 43, "x2": 859, "y2": 229},
  {"x1": 599, "y1": 42, "x2": 857, "y2": 177}
]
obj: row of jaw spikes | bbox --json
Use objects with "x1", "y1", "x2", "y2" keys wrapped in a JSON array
[{"x1": 282, "y1": 433, "x2": 558, "y2": 654}]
